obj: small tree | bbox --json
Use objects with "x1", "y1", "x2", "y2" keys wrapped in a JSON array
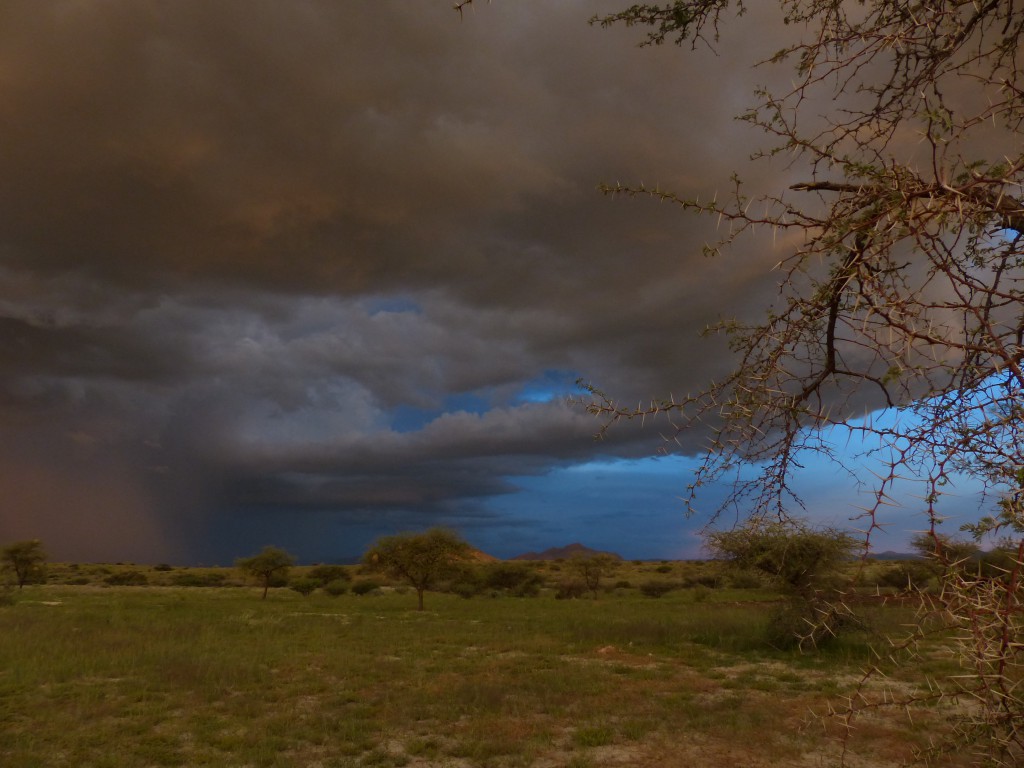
[
  {"x1": 707, "y1": 522, "x2": 858, "y2": 649},
  {"x1": 235, "y1": 546, "x2": 295, "y2": 600},
  {"x1": 568, "y1": 553, "x2": 618, "y2": 599},
  {"x1": 363, "y1": 527, "x2": 472, "y2": 610},
  {"x1": 1, "y1": 540, "x2": 46, "y2": 589}
]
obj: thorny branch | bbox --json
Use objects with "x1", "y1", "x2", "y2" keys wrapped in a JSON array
[{"x1": 583, "y1": 2, "x2": 1024, "y2": 764}]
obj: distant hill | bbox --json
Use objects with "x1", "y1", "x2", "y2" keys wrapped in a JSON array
[
  {"x1": 512, "y1": 543, "x2": 623, "y2": 561},
  {"x1": 870, "y1": 551, "x2": 920, "y2": 561},
  {"x1": 465, "y1": 547, "x2": 499, "y2": 563}
]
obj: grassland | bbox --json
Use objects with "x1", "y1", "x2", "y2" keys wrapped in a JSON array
[{"x1": 0, "y1": 561, "x2": 967, "y2": 767}]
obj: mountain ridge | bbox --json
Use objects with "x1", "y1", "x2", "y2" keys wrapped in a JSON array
[{"x1": 511, "y1": 542, "x2": 623, "y2": 561}]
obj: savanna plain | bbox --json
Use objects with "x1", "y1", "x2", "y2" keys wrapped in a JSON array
[{"x1": 0, "y1": 560, "x2": 968, "y2": 768}]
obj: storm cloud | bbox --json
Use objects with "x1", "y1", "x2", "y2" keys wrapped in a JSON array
[{"x1": 0, "y1": 1, "x2": 852, "y2": 563}]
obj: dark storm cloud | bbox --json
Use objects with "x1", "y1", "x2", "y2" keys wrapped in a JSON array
[{"x1": 0, "y1": 1, "x2": 806, "y2": 562}]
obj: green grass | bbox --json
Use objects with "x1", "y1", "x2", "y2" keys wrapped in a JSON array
[{"x1": 0, "y1": 582, "x2": 961, "y2": 767}]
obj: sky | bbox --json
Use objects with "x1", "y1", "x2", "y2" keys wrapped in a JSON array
[{"x1": 0, "y1": 1, "x2": 988, "y2": 565}]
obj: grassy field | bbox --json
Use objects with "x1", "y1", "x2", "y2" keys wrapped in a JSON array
[{"x1": 0, "y1": 563, "x2": 967, "y2": 767}]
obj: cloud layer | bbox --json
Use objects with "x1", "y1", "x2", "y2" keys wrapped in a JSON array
[{"x1": 0, "y1": 1, "x2": 832, "y2": 563}]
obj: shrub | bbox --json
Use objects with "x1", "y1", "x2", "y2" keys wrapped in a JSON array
[
  {"x1": 726, "y1": 572, "x2": 763, "y2": 589},
  {"x1": 153, "y1": 563, "x2": 174, "y2": 572},
  {"x1": 104, "y1": 570, "x2": 148, "y2": 586},
  {"x1": 323, "y1": 578, "x2": 349, "y2": 596},
  {"x1": 682, "y1": 574, "x2": 719, "y2": 589},
  {"x1": 639, "y1": 580, "x2": 676, "y2": 598},
  {"x1": 707, "y1": 521, "x2": 859, "y2": 649},
  {"x1": 708, "y1": 522, "x2": 857, "y2": 598},
  {"x1": 875, "y1": 562, "x2": 933, "y2": 592},
  {"x1": 554, "y1": 580, "x2": 585, "y2": 600},
  {"x1": 765, "y1": 599, "x2": 864, "y2": 650},
  {"x1": 352, "y1": 580, "x2": 382, "y2": 596},
  {"x1": 450, "y1": 581, "x2": 479, "y2": 599},
  {"x1": 289, "y1": 578, "x2": 319, "y2": 597},
  {"x1": 567, "y1": 553, "x2": 619, "y2": 598},
  {"x1": 977, "y1": 548, "x2": 1019, "y2": 580},
  {"x1": 481, "y1": 562, "x2": 544, "y2": 596},
  {"x1": 512, "y1": 580, "x2": 542, "y2": 597},
  {"x1": 308, "y1": 565, "x2": 352, "y2": 585},
  {"x1": 654, "y1": 564, "x2": 673, "y2": 574},
  {"x1": 171, "y1": 572, "x2": 226, "y2": 587}
]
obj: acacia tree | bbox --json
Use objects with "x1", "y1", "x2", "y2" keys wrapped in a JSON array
[
  {"x1": 567, "y1": 552, "x2": 619, "y2": 599},
  {"x1": 1, "y1": 539, "x2": 46, "y2": 589},
  {"x1": 565, "y1": 2, "x2": 1024, "y2": 765},
  {"x1": 707, "y1": 522, "x2": 858, "y2": 649},
  {"x1": 235, "y1": 545, "x2": 295, "y2": 600},
  {"x1": 363, "y1": 527, "x2": 472, "y2": 610}
]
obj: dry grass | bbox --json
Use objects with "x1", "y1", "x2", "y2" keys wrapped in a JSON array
[{"x1": 0, "y1": 572, "x2": 969, "y2": 767}]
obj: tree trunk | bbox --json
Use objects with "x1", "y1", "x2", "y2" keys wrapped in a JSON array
[{"x1": 416, "y1": 588, "x2": 424, "y2": 611}]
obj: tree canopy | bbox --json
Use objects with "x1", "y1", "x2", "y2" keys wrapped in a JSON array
[
  {"x1": 235, "y1": 546, "x2": 295, "y2": 600},
  {"x1": 363, "y1": 527, "x2": 472, "y2": 610},
  {"x1": 708, "y1": 521, "x2": 858, "y2": 648},
  {"x1": 1, "y1": 539, "x2": 46, "y2": 589}
]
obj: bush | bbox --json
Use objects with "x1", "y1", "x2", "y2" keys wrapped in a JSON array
[
  {"x1": 765, "y1": 599, "x2": 863, "y2": 650},
  {"x1": 726, "y1": 572, "x2": 763, "y2": 589},
  {"x1": 639, "y1": 580, "x2": 676, "y2": 598},
  {"x1": 512, "y1": 580, "x2": 542, "y2": 597},
  {"x1": 450, "y1": 581, "x2": 479, "y2": 599},
  {"x1": 481, "y1": 562, "x2": 544, "y2": 596},
  {"x1": 708, "y1": 522, "x2": 857, "y2": 598},
  {"x1": 172, "y1": 572, "x2": 227, "y2": 587},
  {"x1": 875, "y1": 562, "x2": 933, "y2": 592},
  {"x1": 153, "y1": 563, "x2": 174, "y2": 572},
  {"x1": 308, "y1": 565, "x2": 352, "y2": 585},
  {"x1": 554, "y1": 580, "x2": 586, "y2": 600},
  {"x1": 707, "y1": 521, "x2": 859, "y2": 649},
  {"x1": 352, "y1": 580, "x2": 382, "y2": 596},
  {"x1": 654, "y1": 564, "x2": 673, "y2": 574},
  {"x1": 289, "y1": 578, "x2": 319, "y2": 596},
  {"x1": 104, "y1": 570, "x2": 148, "y2": 586},
  {"x1": 977, "y1": 548, "x2": 1019, "y2": 580},
  {"x1": 323, "y1": 578, "x2": 349, "y2": 596},
  {"x1": 682, "y1": 574, "x2": 719, "y2": 589}
]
